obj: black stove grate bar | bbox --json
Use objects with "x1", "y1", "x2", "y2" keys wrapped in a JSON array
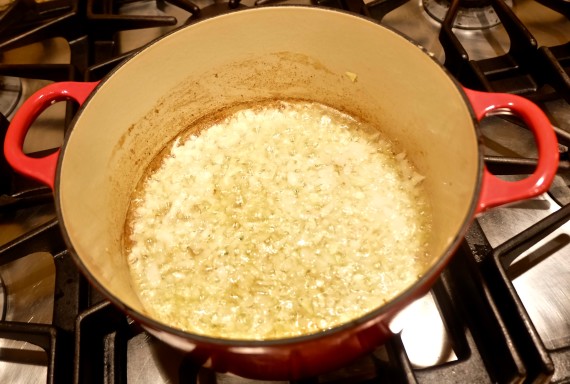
[
  {"x1": 365, "y1": 0, "x2": 409, "y2": 22},
  {"x1": 74, "y1": 300, "x2": 130, "y2": 384},
  {"x1": 187, "y1": 1, "x2": 247, "y2": 22},
  {"x1": 86, "y1": 0, "x2": 177, "y2": 40},
  {"x1": 0, "y1": 219, "x2": 65, "y2": 267},
  {"x1": 0, "y1": 219, "x2": 75, "y2": 383},
  {"x1": 0, "y1": 10, "x2": 79, "y2": 53},
  {"x1": 340, "y1": 0, "x2": 371, "y2": 16},
  {"x1": 494, "y1": 203, "x2": 570, "y2": 269},
  {"x1": 309, "y1": 0, "x2": 370, "y2": 16},
  {"x1": 0, "y1": 321, "x2": 73, "y2": 384},
  {"x1": 535, "y1": 44, "x2": 570, "y2": 103},
  {"x1": 85, "y1": 0, "x2": 179, "y2": 65},
  {"x1": 53, "y1": 249, "x2": 89, "y2": 333},
  {"x1": 484, "y1": 155, "x2": 570, "y2": 176},
  {"x1": 479, "y1": 261, "x2": 554, "y2": 381},
  {"x1": 0, "y1": 0, "x2": 73, "y2": 38},
  {"x1": 0, "y1": 0, "x2": 181, "y2": 66},
  {"x1": 84, "y1": 51, "x2": 133, "y2": 81},
  {"x1": 0, "y1": 219, "x2": 93, "y2": 334},
  {"x1": 0, "y1": 188, "x2": 53, "y2": 212},
  {"x1": 492, "y1": 204, "x2": 570, "y2": 383},
  {"x1": 484, "y1": 156, "x2": 541, "y2": 175},
  {"x1": 439, "y1": 0, "x2": 570, "y2": 103},
  {"x1": 378, "y1": 335, "x2": 418, "y2": 383},
  {"x1": 0, "y1": 64, "x2": 78, "y2": 82},
  {"x1": 165, "y1": 0, "x2": 201, "y2": 16}
]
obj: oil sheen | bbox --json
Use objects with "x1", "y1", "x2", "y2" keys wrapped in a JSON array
[{"x1": 125, "y1": 101, "x2": 432, "y2": 340}]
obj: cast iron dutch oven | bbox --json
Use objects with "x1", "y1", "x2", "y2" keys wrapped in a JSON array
[{"x1": 3, "y1": 6, "x2": 559, "y2": 380}]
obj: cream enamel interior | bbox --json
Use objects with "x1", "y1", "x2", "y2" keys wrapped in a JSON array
[{"x1": 57, "y1": 8, "x2": 479, "y2": 329}]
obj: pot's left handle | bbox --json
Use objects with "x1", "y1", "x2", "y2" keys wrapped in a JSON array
[
  {"x1": 463, "y1": 87, "x2": 559, "y2": 213},
  {"x1": 3, "y1": 82, "x2": 99, "y2": 190}
]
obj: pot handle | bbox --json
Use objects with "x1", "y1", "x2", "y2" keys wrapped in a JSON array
[
  {"x1": 3, "y1": 81, "x2": 99, "y2": 190},
  {"x1": 463, "y1": 88, "x2": 559, "y2": 213}
]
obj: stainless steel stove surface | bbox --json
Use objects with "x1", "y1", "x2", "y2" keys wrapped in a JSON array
[{"x1": 1, "y1": 0, "x2": 569, "y2": 383}]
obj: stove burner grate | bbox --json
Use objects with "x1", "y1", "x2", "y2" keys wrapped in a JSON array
[
  {"x1": 472, "y1": 203, "x2": 570, "y2": 382},
  {"x1": 440, "y1": 0, "x2": 570, "y2": 103},
  {"x1": 0, "y1": 0, "x2": 198, "y2": 67},
  {"x1": 1, "y1": 0, "x2": 570, "y2": 382}
]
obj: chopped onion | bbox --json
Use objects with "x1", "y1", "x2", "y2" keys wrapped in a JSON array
[{"x1": 126, "y1": 101, "x2": 431, "y2": 340}]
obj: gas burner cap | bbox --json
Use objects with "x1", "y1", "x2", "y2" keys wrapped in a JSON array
[
  {"x1": 0, "y1": 76, "x2": 23, "y2": 118},
  {"x1": 423, "y1": 0, "x2": 513, "y2": 29}
]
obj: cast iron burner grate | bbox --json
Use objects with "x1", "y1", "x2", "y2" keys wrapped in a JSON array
[
  {"x1": 0, "y1": 0, "x2": 200, "y2": 66},
  {"x1": 473, "y1": 203, "x2": 570, "y2": 383},
  {"x1": 1, "y1": 0, "x2": 570, "y2": 382},
  {"x1": 439, "y1": 0, "x2": 570, "y2": 103},
  {"x1": 0, "y1": 220, "x2": 76, "y2": 384}
]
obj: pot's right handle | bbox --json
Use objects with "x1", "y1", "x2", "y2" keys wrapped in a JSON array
[
  {"x1": 463, "y1": 88, "x2": 559, "y2": 213},
  {"x1": 3, "y1": 81, "x2": 99, "y2": 190}
]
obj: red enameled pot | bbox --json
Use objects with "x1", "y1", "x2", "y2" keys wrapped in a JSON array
[{"x1": 3, "y1": 6, "x2": 559, "y2": 380}]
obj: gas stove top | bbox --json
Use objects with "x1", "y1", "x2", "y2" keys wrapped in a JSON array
[{"x1": 1, "y1": 0, "x2": 569, "y2": 383}]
